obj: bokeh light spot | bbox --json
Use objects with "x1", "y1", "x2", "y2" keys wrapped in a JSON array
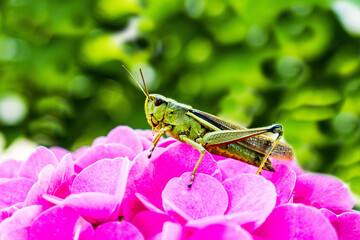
[
  {"x1": 186, "y1": 0, "x2": 205, "y2": 18},
  {"x1": 186, "y1": 37, "x2": 212, "y2": 63},
  {"x1": 277, "y1": 56, "x2": 303, "y2": 78},
  {"x1": 0, "y1": 37, "x2": 18, "y2": 61},
  {"x1": 333, "y1": 112, "x2": 359, "y2": 135},
  {"x1": 333, "y1": 1, "x2": 360, "y2": 36},
  {"x1": 0, "y1": 93, "x2": 27, "y2": 125},
  {"x1": 246, "y1": 25, "x2": 268, "y2": 47},
  {"x1": 291, "y1": 5, "x2": 313, "y2": 16}
]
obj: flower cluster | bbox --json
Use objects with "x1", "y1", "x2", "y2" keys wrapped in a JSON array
[{"x1": 0, "y1": 126, "x2": 359, "y2": 239}]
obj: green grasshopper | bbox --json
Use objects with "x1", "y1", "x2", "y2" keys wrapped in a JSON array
[{"x1": 123, "y1": 66, "x2": 294, "y2": 188}]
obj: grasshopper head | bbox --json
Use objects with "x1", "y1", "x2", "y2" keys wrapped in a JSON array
[
  {"x1": 145, "y1": 94, "x2": 168, "y2": 127},
  {"x1": 122, "y1": 65, "x2": 189, "y2": 130},
  {"x1": 145, "y1": 94, "x2": 190, "y2": 128}
]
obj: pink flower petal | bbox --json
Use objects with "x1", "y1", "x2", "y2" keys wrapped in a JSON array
[
  {"x1": 162, "y1": 172, "x2": 228, "y2": 220},
  {"x1": 293, "y1": 174, "x2": 355, "y2": 213},
  {"x1": 48, "y1": 154, "x2": 74, "y2": 198},
  {"x1": 106, "y1": 126, "x2": 143, "y2": 154},
  {"x1": 218, "y1": 159, "x2": 258, "y2": 180},
  {"x1": 253, "y1": 204, "x2": 338, "y2": 240},
  {"x1": 0, "y1": 159, "x2": 21, "y2": 178},
  {"x1": 157, "y1": 138, "x2": 177, "y2": 148},
  {"x1": 29, "y1": 206, "x2": 93, "y2": 240},
  {"x1": 0, "y1": 203, "x2": 21, "y2": 222},
  {"x1": 75, "y1": 144, "x2": 134, "y2": 172},
  {"x1": 212, "y1": 155, "x2": 229, "y2": 161},
  {"x1": 150, "y1": 231, "x2": 162, "y2": 239},
  {"x1": 186, "y1": 214, "x2": 234, "y2": 230},
  {"x1": 154, "y1": 142, "x2": 221, "y2": 191},
  {"x1": 139, "y1": 136, "x2": 153, "y2": 151},
  {"x1": 0, "y1": 179, "x2": 9, "y2": 184},
  {"x1": 223, "y1": 174, "x2": 275, "y2": 214},
  {"x1": 72, "y1": 157, "x2": 131, "y2": 201},
  {"x1": 75, "y1": 143, "x2": 134, "y2": 173},
  {"x1": 261, "y1": 164, "x2": 296, "y2": 205},
  {"x1": 132, "y1": 211, "x2": 175, "y2": 239},
  {"x1": 63, "y1": 192, "x2": 119, "y2": 224},
  {"x1": 23, "y1": 165, "x2": 55, "y2": 208},
  {"x1": 0, "y1": 205, "x2": 42, "y2": 239},
  {"x1": 71, "y1": 146, "x2": 91, "y2": 161},
  {"x1": 135, "y1": 193, "x2": 164, "y2": 214},
  {"x1": 271, "y1": 158, "x2": 306, "y2": 176},
  {"x1": 42, "y1": 194, "x2": 62, "y2": 205},
  {"x1": 0, "y1": 178, "x2": 35, "y2": 209},
  {"x1": 163, "y1": 198, "x2": 193, "y2": 224},
  {"x1": 222, "y1": 174, "x2": 276, "y2": 230},
  {"x1": 89, "y1": 221, "x2": 144, "y2": 240},
  {"x1": 188, "y1": 223, "x2": 253, "y2": 240},
  {"x1": 0, "y1": 227, "x2": 31, "y2": 240},
  {"x1": 53, "y1": 181, "x2": 73, "y2": 199},
  {"x1": 162, "y1": 222, "x2": 183, "y2": 240},
  {"x1": 49, "y1": 146, "x2": 70, "y2": 161},
  {"x1": 123, "y1": 149, "x2": 165, "y2": 221},
  {"x1": 338, "y1": 212, "x2": 360, "y2": 240},
  {"x1": 135, "y1": 129, "x2": 155, "y2": 141},
  {"x1": 320, "y1": 208, "x2": 340, "y2": 235},
  {"x1": 92, "y1": 136, "x2": 107, "y2": 146},
  {"x1": 19, "y1": 146, "x2": 58, "y2": 181}
]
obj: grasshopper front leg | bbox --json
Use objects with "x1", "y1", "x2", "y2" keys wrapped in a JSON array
[
  {"x1": 148, "y1": 125, "x2": 172, "y2": 158},
  {"x1": 179, "y1": 135, "x2": 206, "y2": 188}
]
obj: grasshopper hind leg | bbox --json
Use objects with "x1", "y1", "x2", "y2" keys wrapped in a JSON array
[
  {"x1": 256, "y1": 124, "x2": 283, "y2": 175},
  {"x1": 201, "y1": 123, "x2": 283, "y2": 175}
]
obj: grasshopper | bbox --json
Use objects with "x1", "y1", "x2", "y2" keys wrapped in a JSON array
[{"x1": 123, "y1": 66, "x2": 294, "y2": 188}]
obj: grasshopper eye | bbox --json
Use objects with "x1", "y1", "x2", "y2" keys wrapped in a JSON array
[{"x1": 154, "y1": 97, "x2": 165, "y2": 106}]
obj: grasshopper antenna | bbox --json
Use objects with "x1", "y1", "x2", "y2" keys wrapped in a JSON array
[
  {"x1": 139, "y1": 68, "x2": 150, "y2": 97},
  {"x1": 122, "y1": 65, "x2": 149, "y2": 98}
]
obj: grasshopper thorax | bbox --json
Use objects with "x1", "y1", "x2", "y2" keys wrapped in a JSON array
[{"x1": 145, "y1": 94, "x2": 191, "y2": 128}]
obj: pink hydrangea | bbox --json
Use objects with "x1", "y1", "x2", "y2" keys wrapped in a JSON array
[{"x1": 0, "y1": 125, "x2": 359, "y2": 239}]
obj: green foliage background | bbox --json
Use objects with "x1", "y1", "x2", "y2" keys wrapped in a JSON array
[{"x1": 0, "y1": 0, "x2": 360, "y2": 197}]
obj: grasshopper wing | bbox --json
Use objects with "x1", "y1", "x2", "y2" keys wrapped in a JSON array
[{"x1": 188, "y1": 109, "x2": 293, "y2": 160}]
